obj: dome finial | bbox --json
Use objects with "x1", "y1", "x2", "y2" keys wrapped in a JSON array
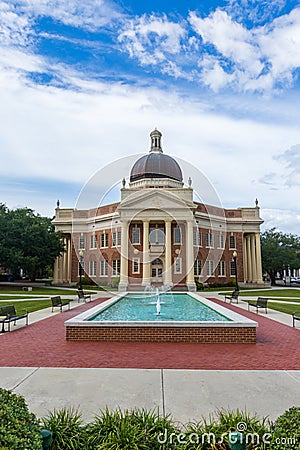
[{"x1": 150, "y1": 129, "x2": 163, "y2": 153}]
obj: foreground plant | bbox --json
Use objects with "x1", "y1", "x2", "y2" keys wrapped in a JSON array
[
  {"x1": 0, "y1": 388, "x2": 42, "y2": 450},
  {"x1": 41, "y1": 407, "x2": 87, "y2": 450},
  {"x1": 181, "y1": 409, "x2": 270, "y2": 449},
  {"x1": 86, "y1": 407, "x2": 181, "y2": 449},
  {"x1": 270, "y1": 406, "x2": 300, "y2": 449}
]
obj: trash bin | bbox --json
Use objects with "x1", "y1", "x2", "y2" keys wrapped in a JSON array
[
  {"x1": 40, "y1": 429, "x2": 52, "y2": 449},
  {"x1": 228, "y1": 431, "x2": 246, "y2": 450}
]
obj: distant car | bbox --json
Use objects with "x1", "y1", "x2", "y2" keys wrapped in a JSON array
[{"x1": 285, "y1": 276, "x2": 300, "y2": 284}]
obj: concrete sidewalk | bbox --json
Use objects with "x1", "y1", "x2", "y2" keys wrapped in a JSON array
[{"x1": 1, "y1": 367, "x2": 299, "y2": 423}]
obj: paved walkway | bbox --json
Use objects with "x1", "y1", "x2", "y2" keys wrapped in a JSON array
[{"x1": 0, "y1": 293, "x2": 299, "y2": 423}]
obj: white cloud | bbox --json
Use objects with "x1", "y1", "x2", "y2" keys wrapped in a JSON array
[
  {"x1": 257, "y1": 8, "x2": 300, "y2": 82},
  {"x1": 0, "y1": 1, "x2": 32, "y2": 46},
  {"x1": 189, "y1": 7, "x2": 300, "y2": 92},
  {"x1": 274, "y1": 144, "x2": 300, "y2": 187},
  {"x1": 14, "y1": 0, "x2": 122, "y2": 31},
  {"x1": 118, "y1": 13, "x2": 187, "y2": 66}
]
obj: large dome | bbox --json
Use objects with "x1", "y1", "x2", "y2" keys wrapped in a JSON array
[{"x1": 130, "y1": 129, "x2": 183, "y2": 183}]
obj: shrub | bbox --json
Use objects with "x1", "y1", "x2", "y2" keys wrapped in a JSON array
[
  {"x1": 270, "y1": 407, "x2": 300, "y2": 449},
  {"x1": 182, "y1": 409, "x2": 270, "y2": 449},
  {"x1": 195, "y1": 279, "x2": 204, "y2": 290},
  {"x1": 86, "y1": 407, "x2": 181, "y2": 449},
  {"x1": 0, "y1": 388, "x2": 42, "y2": 450},
  {"x1": 41, "y1": 407, "x2": 87, "y2": 450}
]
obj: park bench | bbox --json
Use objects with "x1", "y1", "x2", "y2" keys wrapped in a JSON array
[
  {"x1": 292, "y1": 314, "x2": 300, "y2": 328},
  {"x1": 248, "y1": 297, "x2": 268, "y2": 314},
  {"x1": 0, "y1": 305, "x2": 28, "y2": 333},
  {"x1": 224, "y1": 290, "x2": 239, "y2": 303},
  {"x1": 77, "y1": 289, "x2": 91, "y2": 303},
  {"x1": 51, "y1": 296, "x2": 70, "y2": 312}
]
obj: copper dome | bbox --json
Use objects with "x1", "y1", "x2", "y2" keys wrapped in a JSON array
[{"x1": 130, "y1": 129, "x2": 183, "y2": 183}]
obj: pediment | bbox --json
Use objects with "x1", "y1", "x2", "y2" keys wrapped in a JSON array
[{"x1": 118, "y1": 189, "x2": 196, "y2": 213}]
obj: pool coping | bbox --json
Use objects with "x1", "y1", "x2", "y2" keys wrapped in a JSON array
[{"x1": 64, "y1": 292, "x2": 258, "y2": 329}]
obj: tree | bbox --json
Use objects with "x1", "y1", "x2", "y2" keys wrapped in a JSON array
[
  {"x1": 0, "y1": 204, "x2": 64, "y2": 280},
  {"x1": 261, "y1": 228, "x2": 300, "y2": 285}
]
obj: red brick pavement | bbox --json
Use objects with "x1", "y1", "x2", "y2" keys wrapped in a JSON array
[{"x1": 0, "y1": 298, "x2": 299, "y2": 370}]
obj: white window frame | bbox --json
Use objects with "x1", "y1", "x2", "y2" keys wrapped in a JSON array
[
  {"x1": 89, "y1": 260, "x2": 97, "y2": 277},
  {"x1": 229, "y1": 234, "x2": 236, "y2": 249},
  {"x1": 193, "y1": 229, "x2": 202, "y2": 247},
  {"x1": 100, "y1": 233, "x2": 108, "y2": 248},
  {"x1": 194, "y1": 259, "x2": 202, "y2": 276},
  {"x1": 112, "y1": 259, "x2": 120, "y2": 276},
  {"x1": 205, "y1": 232, "x2": 214, "y2": 248},
  {"x1": 218, "y1": 260, "x2": 226, "y2": 277},
  {"x1": 90, "y1": 234, "x2": 97, "y2": 249},
  {"x1": 173, "y1": 227, "x2": 181, "y2": 244},
  {"x1": 100, "y1": 260, "x2": 108, "y2": 277},
  {"x1": 79, "y1": 235, "x2": 85, "y2": 250},
  {"x1": 112, "y1": 231, "x2": 121, "y2": 247},
  {"x1": 217, "y1": 234, "x2": 225, "y2": 249},
  {"x1": 206, "y1": 260, "x2": 214, "y2": 276},
  {"x1": 132, "y1": 258, "x2": 140, "y2": 274},
  {"x1": 174, "y1": 257, "x2": 182, "y2": 274},
  {"x1": 132, "y1": 226, "x2": 140, "y2": 245}
]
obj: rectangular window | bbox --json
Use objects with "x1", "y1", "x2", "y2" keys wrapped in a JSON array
[
  {"x1": 112, "y1": 259, "x2": 120, "y2": 276},
  {"x1": 89, "y1": 261, "x2": 97, "y2": 277},
  {"x1": 206, "y1": 260, "x2": 214, "y2": 276},
  {"x1": 132, "y1": 258, "x2": 140, "y2": 274},
  {"x1": 149, "y1": 227, "x2": 165, "y2": 244},
  {"x1": 194, "y1": 259, "x2": 202, "y2": 276},
  {"x1": 230, "y1": 261, "x2": 236, "y2": 276},
  {"x1": 174, "y1": 257, "x2": 182, "y2": 274},
  {"x1": 112, "y1": 231, "x2": 121, "y2": 247},
  {"x1": 217, "y1": 234, "x2": 224, "y2": 249},
  {"x1": 205, "y1": 232, "x2": 214, "y2": 248},
  {"x1": 174, "y1": 227, "x2": 181, "y2": 244},
  {"x1": 132, "y1": 227, "x2": 140, "y2": 244},
  {"x1": 229, "y1": 235, "x2": 236, "y2": 249},
  {"x1": 193, "y1": 229, "x2": 202, "y2": 247},
  {"x1": 79, "y1": 235, "x2": 85, "y2": 250},
  {"x1": 90, "y1": 234, "x2": 97, "y2": 249},
  {"x1": 218, "y1": 260, "x2": 226, "y2": 277},
  {"x1": 100, "y1": 260, "x2": 108, "y2": 277},
  {"x1": 100, "y1": 233, "x2": 108, "y2": 248}
]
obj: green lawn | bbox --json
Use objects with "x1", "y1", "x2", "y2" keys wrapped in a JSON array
[
  {"x1": 0, "y1": 287, "x2": 95, "y2": 296},
  {"x1": 266, "y1": 302, "x2": 300, "y2": 316},
  {"x1": 238, "y1": 289, "x2": 300, "y2": 298},
  {"x1": 0, "y1": 299, "x2": 52, "y2": 314},
  {"x1": 0, "y1": 295, "x2": 48, "y2": 300}
]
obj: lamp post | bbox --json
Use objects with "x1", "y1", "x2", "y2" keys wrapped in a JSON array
[
  {"x1": 233, "y1": 250, "x2": 239, "y2": 292},
  {"x1": 78, "y1": 250, "x2": 84, "y2": 290}
]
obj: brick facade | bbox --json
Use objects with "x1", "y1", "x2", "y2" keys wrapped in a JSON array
[{"x1": 66, "y1": 325, "x2": 256, "y2": 344}]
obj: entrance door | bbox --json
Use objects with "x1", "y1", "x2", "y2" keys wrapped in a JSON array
[{"x1": 151, "y1": 259, "x2": 163, "y2": 283}]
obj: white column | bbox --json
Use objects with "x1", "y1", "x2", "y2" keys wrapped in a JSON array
[
  {"x1": 119, "y1": 220, "x2": 129, "y2": 291},
  {"x1": 246, "y1": 235, "x2": 252, "y2": 282},
  {"x1": 243, "y1": 235, "x2": 248, "y2": 283},
  {"x1": 53, "y1": 257, "x2": 60, "y2": 283},
  {"x1": 164, "y1": 220, "x2": 173, "y2": 286},
  {"x1": 186, "y1": 221, "x2": 196, "y2": 291},
  {"x1": 63, "y1": 237, "x2": 68, "y2": 282},
  {"x1": 142, "y1": 220, "x2": 151, "y2": 286},
  {"x1": 251, "y1": 234, "x2": 257, "y2": 283},
  {"x1": 255, "y1": 233, "x2": 263, "y2": 284}
]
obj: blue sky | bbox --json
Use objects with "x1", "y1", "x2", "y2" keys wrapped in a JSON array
[{"x1": 1, "y1": 0, "x2": 300, "y2": 232}]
